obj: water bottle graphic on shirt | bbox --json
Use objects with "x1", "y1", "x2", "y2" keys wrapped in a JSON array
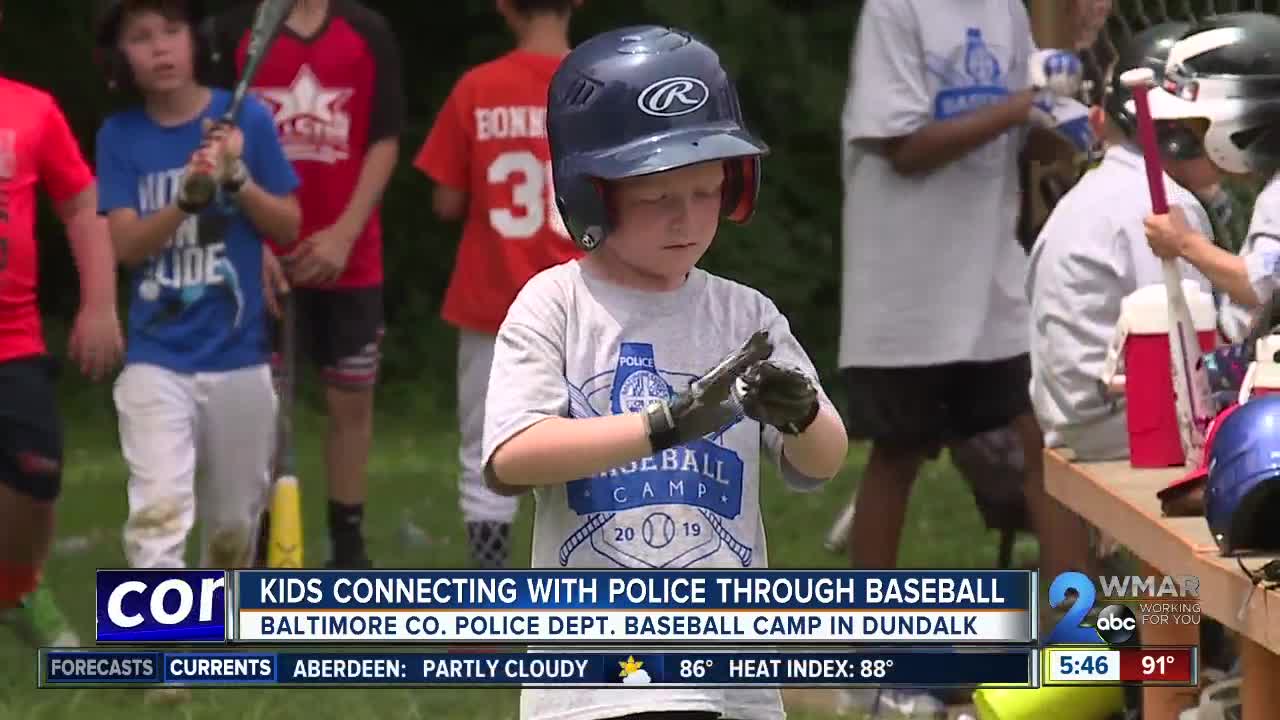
[
  {"x1": 611, "y1": 342, "x2": 671, "y2": 415},
  {"x1": 964, "y1": 28, "x2": 1001, "y2": 86}
]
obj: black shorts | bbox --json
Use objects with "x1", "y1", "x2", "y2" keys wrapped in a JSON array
[
  {"x1": 0, "y1": 355, "x2": 64, "y2": 501},
  {"x1": 843, "y1": 354, "x2": 1033, "y2": 453},
  {"x1": 276, "y1": 287, "x2": 385, "y2": 389}
]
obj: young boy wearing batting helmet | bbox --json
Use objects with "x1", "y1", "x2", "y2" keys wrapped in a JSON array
[
  {"x1": 482, "y1": 25, "x2": 848, "y2": 720},
  {"x1": 1029, "y1": 20, "x2": 1227, "y2": 462},
  {"x1": 94, "y1": 0, "x2": 300, "y2": 579},
  {"x1": 0, "y1": 0, "x2": 124, "y2": 649},
  {"x1": 414, "y1": 0, "x2": 584, "y2": 570},
  {"x1": 1143, "y1": 13, "x2": 1280, "y2": 326}
]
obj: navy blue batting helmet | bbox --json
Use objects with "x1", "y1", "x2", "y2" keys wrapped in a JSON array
[
  {"x1": 547, "y1": 26, "x2": 768, "y2": 251},
  {"x1": 1204, "y1": 395, "x2": 1280, "y2": 555}
]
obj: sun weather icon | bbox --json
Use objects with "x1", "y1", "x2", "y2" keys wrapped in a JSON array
[{"x1": 618, "y1": 656, "x2": 652, "y2": 685}]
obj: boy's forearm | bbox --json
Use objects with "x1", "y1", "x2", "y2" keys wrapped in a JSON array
[
  {"x1": 1182, "y1": 233, "x2": 1259, "y2": 306},
  {"x1": 113, "y1": 205, "x2": 189, "y2": 266},
  {"x1": 236, "y1": 181, "x2": 301, "y2": 246},
  {"x1": 59, "y1": 187, "x2": 117, "y2": 308},
  {"x1": 781, "y1": 407, "x2": 848, "y2": 481},
  {"x1": 338, "y1": 138, "x2": 398, "y2": 232},
  {"x1": 489, "y1": 414, "x2": 654, "y2": 489},
  {"x1": 883, "y1": 89, "x2": 1034, "y2": 177}
]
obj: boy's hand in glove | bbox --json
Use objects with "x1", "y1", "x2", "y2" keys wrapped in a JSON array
[
  {"x1": 643, "y1": 331, "x2": 774, "y2": 452},
  {"x1": 733, "y1": 361, "x2": 820, "y2": 435}
]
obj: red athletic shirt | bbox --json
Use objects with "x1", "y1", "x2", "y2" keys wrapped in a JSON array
[
  {"x1": 0, "y1": 77, "x2": 94, "y2": 363},
  {"x1": 415, "y1": 50, "x2": 584, "y2": 335},
  {"x1": 215, "y1": 0, "x2": 405, "y2": 289}
]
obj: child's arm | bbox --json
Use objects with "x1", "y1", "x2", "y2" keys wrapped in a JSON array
[
  {"x1": 876, "y1": 91, "x2": 1037, "y2": 177},
  {"x1": 39, "y1": 99, "x2": 124, "y2": 378},
  {"x1": 414, "y1": 77, "x2": 471, "y2": 223},
  {"x1": 844, "y1": 1, "x2": 1062, "y2": 177},
  {"x1": 488, "y1": 412, "x2": 653, "y2": 492},
  {"x1": 1146, "y1": 205, "x2": 1259, "y2": 307},
  {"x1": 339, "y1": 8, "x2": 405, "y2": 235},
  {"x1": 432, "y1": 185, "x2": 467, "y2": 222},
  {"x1": 108, "y1": 205, "x2": 189, "y2": 267},
  {"x1": 92, "y1": 120, "x2": 191, "y2": 266},
  {"x1": 750, "y1": 307, "x2": 848, "y2": 486},
  {"x1": 780, "y1": 408, "x2": 848, "y2": 482},
  {"x1": 58, "y1": 184, "x2": 124, "y2": 379},
  {"x1": 230, "y1": 100, "x2": 303, "y2": 247}
]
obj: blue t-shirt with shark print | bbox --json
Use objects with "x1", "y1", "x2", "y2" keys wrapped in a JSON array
[{"x1": 96, "y1": 90, "x2": 298, "y2": 373}]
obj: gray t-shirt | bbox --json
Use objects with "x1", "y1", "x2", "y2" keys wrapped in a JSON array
[
  {"x1": 482, "y1": 260, "x2": 834, "y2": 720},
  {"x1": 1026, "y1": 144, "x2": 1215, "y2": 461},
  {"x1": 839, "y1": 0, "x2": 1035, "y2": 367}
]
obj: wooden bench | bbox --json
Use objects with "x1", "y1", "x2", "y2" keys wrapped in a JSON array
[{"x1": 1044, "y1": 449, "x2": 1280, "y2": 717}]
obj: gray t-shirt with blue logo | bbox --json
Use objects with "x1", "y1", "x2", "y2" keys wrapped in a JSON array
[{"x1": 482, "y1": 260, "x2": 833, "y2": 720}]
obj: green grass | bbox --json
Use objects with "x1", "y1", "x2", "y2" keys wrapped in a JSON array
[{"x1": 0, "y1": 372, "x2": 1035, "y2": 720}]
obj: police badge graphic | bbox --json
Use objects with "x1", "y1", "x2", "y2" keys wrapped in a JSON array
[{"x1": 559, "y1": 342, "x2": 754, "y2": 568}]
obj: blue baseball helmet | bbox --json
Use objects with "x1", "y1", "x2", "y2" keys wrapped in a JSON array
[
  {"x1": 1204, "y1": 394, "x2": 1280, "y2": 554},
  {"x1": 547, "y1": 25, "x2": 769, "y2": 251}
]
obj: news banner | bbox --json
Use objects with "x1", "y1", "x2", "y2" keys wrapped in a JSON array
[{"x1": 35, "y1": 569, "x2": 1199, "y2": 690}]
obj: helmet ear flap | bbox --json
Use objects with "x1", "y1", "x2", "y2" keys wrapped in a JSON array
[{"x1": 722, "y1": 156, "x2": 759, "y2": 224}]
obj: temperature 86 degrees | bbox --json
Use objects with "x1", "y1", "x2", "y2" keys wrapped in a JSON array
[{"x1": 679, "y1": 659, "x2": 714, "y2": 679}]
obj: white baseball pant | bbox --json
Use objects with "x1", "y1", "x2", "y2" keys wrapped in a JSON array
[
  {"x1": 114, "y1": 362, "x2": 276, "y2": 569},
  {"x1": 458, "y1": 329, "x2": 519, "y2": 523}
]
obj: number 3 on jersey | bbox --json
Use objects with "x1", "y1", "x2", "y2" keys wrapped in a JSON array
[{"x1": 487, "y1": 151, "x2": 570, "y2": 240}]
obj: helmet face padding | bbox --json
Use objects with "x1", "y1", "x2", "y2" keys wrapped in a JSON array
[{"x1": 547, "y1": 26, "x2": 768, "y2": 251}]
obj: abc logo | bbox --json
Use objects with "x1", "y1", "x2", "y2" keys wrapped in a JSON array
[{"x1": 1094, "y1": 604, "x2": 1137, "y2": 644}]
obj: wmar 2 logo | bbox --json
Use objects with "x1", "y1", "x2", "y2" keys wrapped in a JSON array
[
  {"x1": 637, "y1": 76, "x2": 709, "y2": 117},
  {"x1": 1046, "y1": 572, "x2": 1137, "y2": 645}
]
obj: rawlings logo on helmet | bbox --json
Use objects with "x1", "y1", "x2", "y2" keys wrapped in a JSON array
[{"x1": 637, "y1": 76, "x2": 709, "y2": 117}]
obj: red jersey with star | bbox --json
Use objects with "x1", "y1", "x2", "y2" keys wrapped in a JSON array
[
  {"x1": 415, "y1": 50, "x2": 583, "y2": 334},
  {"x1": 0, "y1": 77, "x2": 94, "y2": 363},
  {"x1": 215, "y1": 0, "x2": 405, "y2": 289}
]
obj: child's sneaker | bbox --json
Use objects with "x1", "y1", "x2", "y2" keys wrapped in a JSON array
[{"x1": 1, "y1": 584, "x2": 79, "y2": 648}]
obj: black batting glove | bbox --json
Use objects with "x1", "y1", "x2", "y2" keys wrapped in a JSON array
[
  {"x1": 643, "y1": 331, "x2": 774, "y2": 452},
  {"x1": 733, "y1": 361, "x2": 820, "y2": 435}
]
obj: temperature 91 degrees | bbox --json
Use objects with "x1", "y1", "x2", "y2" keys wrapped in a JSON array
[{"x1": 1120, "y1": 648, "x2": 1196, "y2": 684}]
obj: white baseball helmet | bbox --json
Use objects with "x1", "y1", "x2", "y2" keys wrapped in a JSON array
[{"x1": 1133, "y1": 12, "x2": 1280, "y2": 175}]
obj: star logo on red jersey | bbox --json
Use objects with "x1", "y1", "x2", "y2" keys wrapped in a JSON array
[{"x1": 255, "y1": 65, "x2": 353, "y2": 163}]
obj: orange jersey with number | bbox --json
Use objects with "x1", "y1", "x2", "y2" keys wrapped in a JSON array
[{"x1": 414, "y1": 49, "x2": 582, "y2": 334}]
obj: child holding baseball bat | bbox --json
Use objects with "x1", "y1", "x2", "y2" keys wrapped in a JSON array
[
  {"x1": 1142, "y1": 13, "x2": 1280, "y2": 328},
  {"x1": 1029, "y1": 20, "x2": 1225, "y2": 462},
  {"x1": 93, "y1": 0, "x2": 299, "y2": 590},
  {"x1": 481, "y1": 25, "x2": 848, "y2": 720}
]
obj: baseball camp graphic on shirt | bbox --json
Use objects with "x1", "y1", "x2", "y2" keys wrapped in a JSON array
[
  {"x1": 925, "y1": 27, "x2": 1015, "y2": 169},
  {"x1": 134, "y1": 169, "x2": 246, "y2": 332},
  {"x1": 254, "y1": 64, "x2": 354, "y2": 164},
  {"x1": 559, "y1": 342, "x2": 753, "y2": 569}
]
